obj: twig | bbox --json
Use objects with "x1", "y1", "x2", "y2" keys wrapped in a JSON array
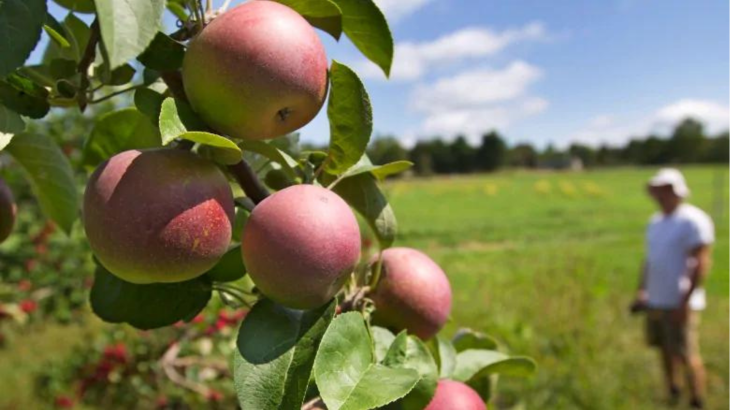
[
  {"x1": 88, "y1": 84, "x2": 145, "y2": 104},
  {"x1": 228, "y1": 160, "x2": 270, "y2": 204},
  {"x1": 77, "y1": 19, "x2": 100, "y2": 111},
  {"x1": 160, "y1": 71, "x2": 188, "y2": 101},
  {"x1": 219, "y1": 0, "x2": 233, "y2": 13},
  {"x1": 160, "y1": 342, "x2": 211, "y2": 397}
]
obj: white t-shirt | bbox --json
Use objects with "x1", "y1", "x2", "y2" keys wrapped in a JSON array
[{"x1": 645, "y1": 203, "x2": 714, "y2": 310}]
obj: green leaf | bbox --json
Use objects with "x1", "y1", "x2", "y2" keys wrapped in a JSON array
[
  {"x1": 95, "y1": 0, "x2": 166, "y2": 70},
  {"x1": 0, "y1": 105, "x2": 25, "y2": 135},
  {"x1": 325, "y1": 61, "x2": 373, "y2": 174},
  {"x1": 453, "y1": 328, "x2": 500, "y2": 352},
  {"x1": 5, "y1": 132, "x2": 78, "y2": 233},
  {"x1": 100, "y1": 63, "x2": 136, "y2": 86},
  {"x1": 53, "y1": 0, "x2": 95, "y2": 13},
  {"x1": 331, "y1": 0, "x2": 393, "y2": 77},
  {"x1": 371, "y1": 326, "x2": 395, "y2": 363},
  {"x1": 453, "y1": 349, "x2": 535, "y2": 383},
  {"x1": 238, "y1": 140, "x2": 299, "y2": 179},
  {"x1": 166, "y1": 1, "x2": 187, "y2": 21},
  {"x1": 206, "y1": 246, "x2": 246, "y2": 283},
  {"x1": 383, "y1": 333, "x2": 439, "y2": 410},
  {"x1": 339, "y1": 155, "x2": 412, "y2": 181},
  {"x1": 233, "y1": 299, "x2": 335, "y2": 410},
  {"x1": 274, "y1": 0, "x2": 343, "y2": 40},
  {"x1": 264, "y1": 168, "x2": 295, "y2": 191},
  {"x1": 179, "y1": 132, "x2": 242, "y2": 165},
  {"x1": 428, "y1": 335, "x2": 457, "y2": 379},
  {"x1": 158, "y1": 97, "x2": 207, "y2": 145},
  {"x1": 137, "y1": 32, "x2": 185, "y2": 71},
  {"x1": 90, "y1": 264, "x2": 212, "y2": 330},
  {"x1": 314, "y1": 312, "x2": 419, "y2": 410},
  {"x1": 43, "y1": 12, "x2": 90, "y2": 63},
  {"x1": 332, "y1": 173, "x2": 396, "y2": 248},
  {"x1": 44, "y1": 24, "x2": 71, "y2": 48},
  {"x1": 82, "y1": 108, "x2": 161, "y2": 169},
  {"x1": 134, "y1": 87, "x2": 165, "y2": 121},
  {"x1": 0, "y1": 74, "x2": 50, "y2": 119},
  {"x1": 0, "y1": 133, "x2": 13, "y2": 151},
  {"x1": 0, "y1": 0, "x2": 47, "y2": 77}
]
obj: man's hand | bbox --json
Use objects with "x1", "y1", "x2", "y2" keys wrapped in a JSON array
[{"x1": 629, "y1": 291, "x2": 648, "y2": 315}]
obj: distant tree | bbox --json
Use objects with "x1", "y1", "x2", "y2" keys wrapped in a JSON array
[
  {"x1": 476, "y1": 131, "x2": 507, "y2": 171},
  {"x1": 508, "y1": 143, "x2": 538, "y2": 168},
  {"x1": 568, "y1": 143, "x2": 597, "y2": 167},
  {"x1": 367, "y1": 136, "x2": 408, "y2": 165},
  {"x1": 410, "y1": 141, "x2": 434, "y2": 175},
  {"x1": 450, "y1": 136, "x2": 477, "y2": 173},
  {"x1": 701, "y1": 132, "x2": 729, "y2": 163},
  {"x1": 666, "y1": 118, "x2": 706, "y2": 163},
  {"x1": 429, "y1": 139, "x2": 455, "y2": 173},
  {"x1": 595, "y1": 144, "x2": 623, "y2": 166}
]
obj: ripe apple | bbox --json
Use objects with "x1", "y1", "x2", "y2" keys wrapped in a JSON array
[
  {"x1": 242, "y1": 185, "x2": 360, "y2": 310},
  {"x1": 425, "y1": 380, "x2": 487, "y2": 410},
  {"x1": 370, "y1": 247, "x2": 452, "y2": 340},
  {"x1": 183, "y1": 1, "x2": 328, "y2": 140},
  {"x1": 84, "y1": 149, "x2": 234, "y2": 284}
]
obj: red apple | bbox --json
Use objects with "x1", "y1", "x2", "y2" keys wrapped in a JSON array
[{"x1": 183, "y1": 1, "x2": 328, "y2": 140}]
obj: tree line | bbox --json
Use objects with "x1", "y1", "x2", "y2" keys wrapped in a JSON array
[{"x1": 360, "y1": 118, "x2": 728, "y2": 175}]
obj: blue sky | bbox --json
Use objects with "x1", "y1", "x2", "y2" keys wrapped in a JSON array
[{"x1": 39, "y1": 0, "x2": 729, "y2": 148}]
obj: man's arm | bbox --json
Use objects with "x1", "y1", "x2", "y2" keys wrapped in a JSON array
[{"x1": 680, "y1": 245, "x2": 712, "y2": 307}]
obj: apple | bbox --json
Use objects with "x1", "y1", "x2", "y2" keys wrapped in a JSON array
[
  {"x1": 370, "y1": 247, "x2": 452, "y2": 340},
  {"x1": 183, "y1": 1, "x2": 328, "y2": 140},
  {"x1": 242, "y1": 185, "x2": 360, "y2": 309},
  {"x1": 425, "y1": 380, "x2": 487, "y2": 410},
  {"x1": 84, "y1": 149, "x2": 234, "y2": 284}
]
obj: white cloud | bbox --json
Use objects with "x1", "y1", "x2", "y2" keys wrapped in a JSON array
[
  {"x1": 374, "y1": 0, "x2": 435, "y2": 21},
  {"x1": 356, "y1": 22, "x2": 548, "y2": 81},
  {"x1": 568, "y1": 99, "x2": 730, "y2": 147},
  {"x1": 411, "y1": 61, "x2": 543, "y2": 112},
  {"x1": 654, "y1": 99, "x2": 729, "y2": 133},
  {"x1": 409, "y1": 61, "x2": 548, "y2": 142}
]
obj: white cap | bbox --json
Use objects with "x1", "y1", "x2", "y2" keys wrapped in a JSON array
[{"x1": 648, "y1": 168, "x2": 690, "y2": 198}]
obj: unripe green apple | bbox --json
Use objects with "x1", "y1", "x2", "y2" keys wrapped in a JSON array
[
  {"x1": 0, "y1": 178, "x2": 16, "y2": 244},
  {"x1": 241, "y1": 185, "x2": 360, "y2": 310},
  {"x1": 182, "y1": 1, "x2": 328, "y2": 140},
  {"x1": 425, "y1": 380, "x2": 487, "y2": 410},
  {"x1": 84, "y1": 149, "x2": 234, "y2": 284},
  {"x1": 370, "y1": 247, "x2": 452, "y2": 340}
]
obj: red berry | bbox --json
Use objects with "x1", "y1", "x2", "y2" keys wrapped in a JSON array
[
  {"x1": 155, "y1": 395, "x2": 169, "y2": 409},
  {"x1": 19, "y1": 299, "x2": 37, "y2": 314},
  {"x1": 206, "y1": 389, "x2": 224, "y2": 402},
  {"x1": 54, "y1": 395, "x2": 74, "y2": 408},
  {"x1": 192, "y1": 314, "x2": 205, "y2": 324}
]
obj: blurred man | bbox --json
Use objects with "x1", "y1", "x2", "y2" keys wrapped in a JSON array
[{"x1": 631, "y1": 168, "x2": 714, "y2": 409}]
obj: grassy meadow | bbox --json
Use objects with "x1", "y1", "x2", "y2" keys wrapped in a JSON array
[
  {"x1": 385, "y1": 165, "x2": 729, "y2": 409},
  {"x1": 0, "y1": 165, "x2": 727, "y2": 409}
]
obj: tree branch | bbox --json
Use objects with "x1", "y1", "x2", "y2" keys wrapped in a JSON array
[
  {"x1": 77, "y1": 19, "x2": 100, "y2": 111},
  {"x1": 228, "y1": 160, "x2": 270, "y2": 204}
]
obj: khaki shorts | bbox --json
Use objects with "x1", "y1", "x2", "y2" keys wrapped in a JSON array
[{"x1": 646, "y1": 309, "x2": 700, "y2": 357}]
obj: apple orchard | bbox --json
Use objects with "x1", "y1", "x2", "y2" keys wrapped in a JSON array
[{"x1": 0, "y1": 0, "x2": 535, "y2": 409}]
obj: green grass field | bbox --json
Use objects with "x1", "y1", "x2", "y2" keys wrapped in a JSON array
[
  {"x1": 0, "y1": 165, "x2": 727, "y2": 409},
  {"x1": 385, "y1": 165, "x2": 729, "y2": 409}
]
